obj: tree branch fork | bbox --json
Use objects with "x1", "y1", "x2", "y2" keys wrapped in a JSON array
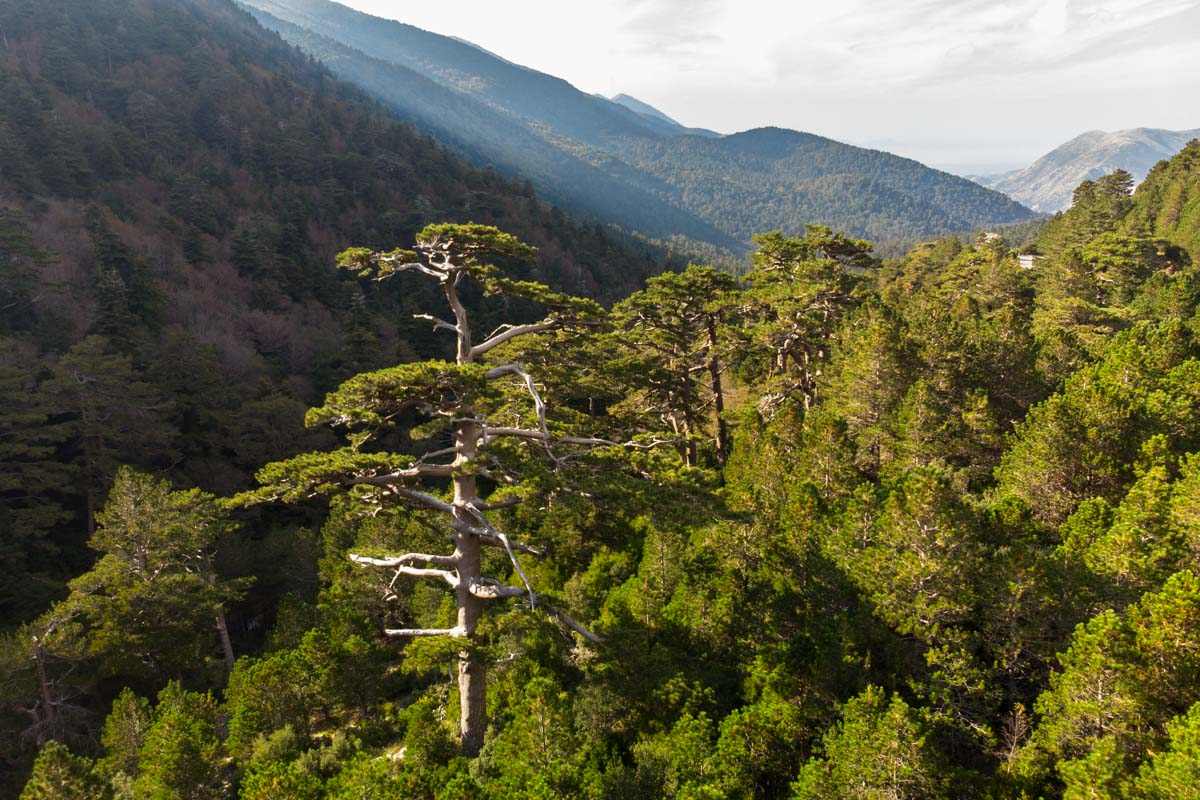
[{"x1": 348, "y1": 539, "x2": 602, "y2": 644}]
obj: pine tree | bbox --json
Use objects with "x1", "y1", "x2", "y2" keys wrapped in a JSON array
[
  {"x1": 0, "y1": 353, "x2": 75, "y2": 621},
  {"x1": 246, "y1": 224, "x2": 609, "y2": 756},
  {"x1": 45, "y1": 336, "x2": 177, "y2": 536},
  {"x1": 740, "y1": 226, "x2": 871, "y2": 414},
  {"x1": 132, "y1": 683, "x2": 226, "y2": 800},
  {"x1": 68, "y1": 468, "x2": 246, "y2": 681},
  {"x1": 793, "y1": 687, "x2": 948, "y2": 800},
  {"x1": 610, "y1": 264, "x2": 740, "y2": 464},
  {"x1": 18, "y1": 741, "x2": 107, "y2": 800}
]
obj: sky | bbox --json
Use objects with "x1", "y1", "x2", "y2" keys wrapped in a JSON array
[{"x1": 339, "y1": 0, "x2": 1200, "y2": 174}]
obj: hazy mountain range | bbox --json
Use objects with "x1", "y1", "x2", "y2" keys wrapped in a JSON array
[
  {"x1": 606, "y1": 94, "x2": 719, "y2": 138},
  {"x1": 973, "y1": 128, "x2": 1200, "y2": 213},
  {"x1": 237, "y1": 0, "x2": 1034, "y2": 256}
]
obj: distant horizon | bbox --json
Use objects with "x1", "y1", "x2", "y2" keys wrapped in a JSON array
[{"x1": 333, "y1": 0, "x2": 1200, "y2": 174}]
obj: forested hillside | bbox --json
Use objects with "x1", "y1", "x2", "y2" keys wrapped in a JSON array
[
  {"x1": 5, "y1": 0, "x2": 1200, "y2": 798},
  {"x1": 1125, "y1": 139, "x2": 1200, "y2": 257},
  {"x1": 976, "y1": 127, "x2": 1200, "y2": 213},
  {"x1": 238, "y1": 0, "x2": 1035, "y2": 256},
  {"x1": 233, "y1": 7, "x2": 742, "y2": 254},
  {"x1": 0, "y1": 0, "x2": 662, "y2": 673}
]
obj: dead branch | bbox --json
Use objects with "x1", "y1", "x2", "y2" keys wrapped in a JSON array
[
  {"x1": 414, "y1": 313, "x2": 459, "y2": 333},
  {"x1": 543, "y1": 603, "x2": 604, "y2": 644},
  {"x1": 348, "y1": 552, "x2": 458, "y2": 568},
  {"x1": 383, "y1": 626, "x2": 466, "y2": 637},
  {"x1": 473, "y1": 321, "x2": 562, "y2": 359},
  {"x1": 482, "y1": 427, "x2": 617, "y2": 447}
]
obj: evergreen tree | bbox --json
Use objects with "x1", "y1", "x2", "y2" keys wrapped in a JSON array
[
  {"x1": 45, "y1": 336, "x2": 177, "y2": 535},
  {"x1": 792, "y1": 687, "x2": 948, "y2": 800},
  {"x1": 67, "y1": 468, "x2": 246, "y2": 681},
  {"x1": 740, "y1": 226, "x2": 871, "y2": 414},
  {"x1": 84, "y1": 207, "x2": 161, "y2": 347},
  {"x1": 132, "y1": 683, "x2": 226, "y2": 800},
  {"x1": 246, "y1": 224, "x2": 609, "y2": 756},
  {"x1": 0, "y1": 210, "x2": 48, "y2": 334},
  {"x1": 0, "y1": 354, "x2": 75, "y2": 621},
  {"x1": 18, "y1": 741, "x2": 107, "y2": 800},
  {"x1": 611, "y1": 264, "x2": 740, "y2": 464}
]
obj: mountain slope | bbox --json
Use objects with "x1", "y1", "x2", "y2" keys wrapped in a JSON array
[
  {"x1": 240, "y1": 7, "x2": 741, "y2": 251},
  {"x1": 608, "y1": 93, "x2": 719, "y2": 138},
  {"x1": 0, "y1": 0, "x2": 668, "y2": 622},
  {"x1": 976, "y1": 128, "x2": 1200, "y2": 213},
  {"x1": 239, "y1": 0, "x2": 667, "y2": 149},
  {"x1": 1125, "y1": 138, "x2": 1200, "y2": 260},
  {"x1": 618, "y1": 127, "x2": 1033, "y2": 242},
  {"x1": 238, "y1": 0, "x2": 1035, "y2": 252}
]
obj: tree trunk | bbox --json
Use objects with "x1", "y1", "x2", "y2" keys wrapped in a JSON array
[
  {"x1": 457, "y1": 633, "x2": 486, "y2": 757},
  {"x1": 705, "y1": 318, "x2": 729, "y2": 462},
  {"x1": 453, "y1": 419, "x2": 487, "y2": 756},
  {"x1": 454, "y1": 519, "x2": 486, "y2": 756},
  {"x1": 215, "y1": 610, "x2": 236, "y2": 677},
  {"x1": 681, "y1": 405, "x2": 697, "y2": 467},
  {"x1": 84, "y1": 460, "x2": 96, "y2": 537},
  {"x1": 32, "y1": 643, "x2": 56, "y2": 740}
]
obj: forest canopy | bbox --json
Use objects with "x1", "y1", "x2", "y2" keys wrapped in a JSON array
[{"x1": 3, "y1": 1, "x2": 1200, "y2": 799}]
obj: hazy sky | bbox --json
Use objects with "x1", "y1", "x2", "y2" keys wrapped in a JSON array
[{"x1": 340, "y1": 0, "x2": 1200, "y2": 173}]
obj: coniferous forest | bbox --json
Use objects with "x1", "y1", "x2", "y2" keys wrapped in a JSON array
[{"x1": 4, "y1": 1, "x2": 1200, "y2": 799}]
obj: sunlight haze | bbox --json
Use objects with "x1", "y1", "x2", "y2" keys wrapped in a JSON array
[{"x1": 338, "y1": 0, "x2": 1200, "y2": 173}]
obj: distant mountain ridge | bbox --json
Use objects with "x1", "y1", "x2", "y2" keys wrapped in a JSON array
[
  {"x1": 240, "y1": 0, "x2": 671, "y2": 149},
  {"x1": 240, "y1": 6, "x2": 743, "y2": 251},
  {"x1": 239, "y1": 0, "x2": 1035, "y2": 254},
  {"x1": 974, "y1": 128, "x2": 1200, "y2": 213},
  {"x1": 608, "y1": 94, "x2": 719, "y2": 138}
]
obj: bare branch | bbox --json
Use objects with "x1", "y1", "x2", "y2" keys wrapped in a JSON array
[
  {"x1": 382, "y1": 626, "x2": 466, "y2": 637},
  {"x1": 350, "y1": 552, "x2": 460, "y2": 596},
  {"x1": 621, "y1": 438, "x2": 678, "y2": 450},
  {"x1": 352, "y1": 464, "x2": 454, "y2": 486},
  {"x1": 482, "y1": 427, "x2": 617, "y2": 447},
  {"x1": 464, "y1": 504, "x2": 535, "y2": 607},
  {"x1": 476, "y1": 466, "x2": 519, "y2": 485},
  {"x1": 384, "y1": 487, "x2": 455, "y2": 514},
  {"x1": 543, "y1": 603, "x2": 604, "y2": 644},
  {"x1": 465, "y1": 580, "x2": 526, "y2": 600},
  {"x1": 416, "y1": 446, "x2": 458, "y2": 465},
  {"x1": 388, "y1": 566, "x2": 458, "y2": 586},
  {"x1": 348, "y1": 552, "x2": 458, "y2": 568},
  {"x1": 379, "y1": 259, "x2": 443, "y2": 281},
  {"x1": 473, "y1": 528, "x2": 546, "y2": 558},
  {"x1": 473, "y1": 321, "x2": 561, "y2": 359},
  {"x1": 413, "y1": 313, "x2": 459, "y2": 333}
]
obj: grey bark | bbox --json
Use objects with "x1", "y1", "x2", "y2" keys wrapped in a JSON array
[{"x1": 348, "y1": 247, "x2": 602, "y2": 757}]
